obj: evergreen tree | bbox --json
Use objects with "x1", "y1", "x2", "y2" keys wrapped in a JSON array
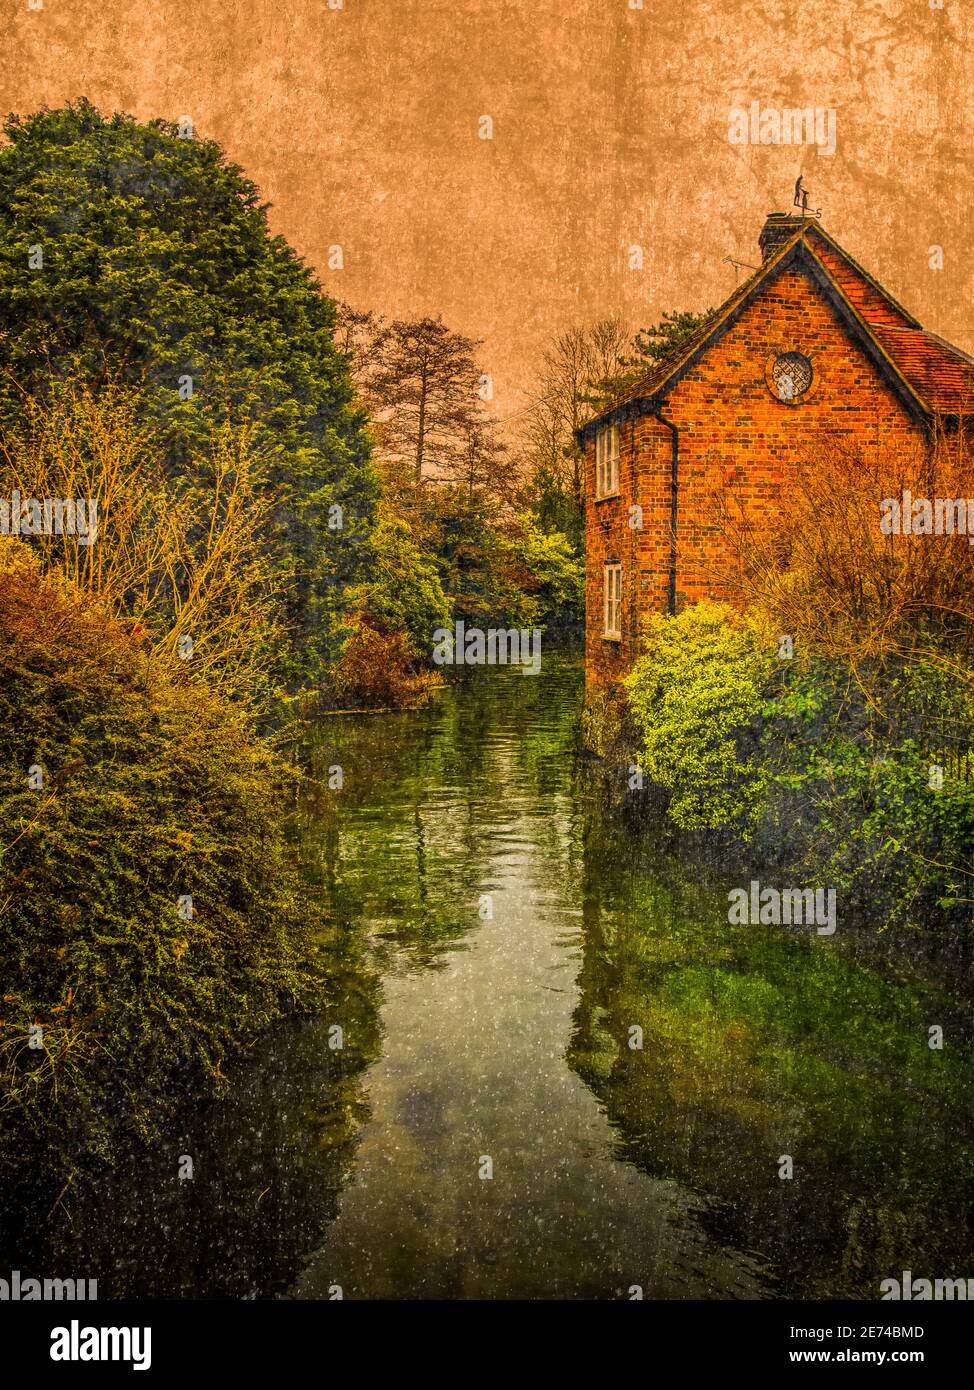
[{"x1": 0, "y1": 99, "x2": 377, "y2": 685}]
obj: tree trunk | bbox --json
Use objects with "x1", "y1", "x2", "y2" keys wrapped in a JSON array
[{"x1": 415, "y1": 364, "x2": 428, "y2": 483}]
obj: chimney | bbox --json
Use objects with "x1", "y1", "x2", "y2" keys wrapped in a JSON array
[{"x1": 758, "y1": 213, "x2": 807, "y2": 262}]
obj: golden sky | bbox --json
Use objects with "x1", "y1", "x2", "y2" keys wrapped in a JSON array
[{"x1": 3, "y1": 0, "x2": 972, "y2": 420}]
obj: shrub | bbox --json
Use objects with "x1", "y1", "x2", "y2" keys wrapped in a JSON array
[
  {"x1": 343, "y1": 514, "x2": 452, "y2": 661},
  {"x1": 623, "y1": 602, "x2": 775, "y2": 830},
  {"x1": 622, "y1": 599, "x2": 974, "y2": 930},
  {"x1": 0, "y1": 546, "x2": 323, "y2": 1177},
  {"x1": 758, "y1": 658, "x2": 974, "y2": 929},
  {"x1": 330, "y1": 616, "x2": 440, "y2": 709},
  {"x1": 719, "y1": 429, "x2": 974, "y2": 697},
  {"x1": 0, "y1": 379, "x2": 285, "y2": 709}
]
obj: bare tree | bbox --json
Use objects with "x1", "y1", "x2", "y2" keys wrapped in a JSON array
[
  {"x1": 519, "y1": 317, "x2": 631, "y2": 528},
  {"x1": 332, "y1": 302, "x2": 379, "y2": 363},
  {"x1": 364, "y1": 316, "x2": 489, "y2": 485},
  {"x1": 718, "y1": 426, "x2": 974, "y2": 697}
]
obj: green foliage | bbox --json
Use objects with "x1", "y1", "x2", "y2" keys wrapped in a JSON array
[
  {"x1": 629, "y1": 308, "x2": 717, "y2": 366},
  {"x1": 345, "y1": 514, "x2": 452, "y2": 659},
  {"x1": 622, "y1": 600, "x2": 974, "y2": 930},
  {"x1": 414, "y1": 487, "x2": 522, "y2": 629},
  {"x1": 0, "y1": 99, "x2": 377, "y2": 686},
  {"x1": 759, "y1": 659, "x2": 974, "y2": 929},
  {"x1": 526, "y1": 465, "x2": 584, "y2": 555},
  {"x1": 417, "y1": 488, "x2": 582, "y2": 633},
  {"x1": 0, "y1": 547, "x2": 324, "y2": 1175},
  {"x1": 593, "y1": 308, "x2": 717, "y2": 403},
  {"x1": 624, "y1": 602, "x2": 775, "y2": 829},
  {"x1": 508, "y1": 515, "x2": 584, "y2": 629}
]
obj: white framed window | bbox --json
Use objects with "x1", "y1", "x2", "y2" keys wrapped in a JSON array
[
  {"x1": 603, "y1": 563, "x2": 622, "y2": 640},
  {"x1": 595, "y1": 423, "x2": 620, "y2": 498}
]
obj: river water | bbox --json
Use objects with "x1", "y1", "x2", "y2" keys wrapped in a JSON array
[{"x1": 7, "y1": 656, "x2": 972, "y2": 1298}]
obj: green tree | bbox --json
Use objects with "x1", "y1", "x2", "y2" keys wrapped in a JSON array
[
  {"x1": 501, "y1": 515, "x2": 584, "y2": 630},
  {"x1": 345, "y1": 513, "x2": 452, "y2": 658},
  {"x1": 0, "y1": 99, "x2": 377, "y2": 686},
  {"x1": 591, "y1": 308, "x2": 717, "y2": 403}
]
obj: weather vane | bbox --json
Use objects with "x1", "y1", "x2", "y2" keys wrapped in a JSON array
[{"x1": 794, "y1": 175, "x2": 822, "y2": 220}]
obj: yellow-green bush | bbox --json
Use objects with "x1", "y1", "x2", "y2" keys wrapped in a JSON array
[
  {"x1": 0, "y1": 544, "x2": 323, "y2": 1175},
  {"x1": 623, "y1": 602, "x2": 774, "y2": 830},
  {"x1": 622, "y1": 598, "x2": 974, "y2": 930}
]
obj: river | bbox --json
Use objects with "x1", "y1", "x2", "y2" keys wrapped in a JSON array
[{"x1": 6, "y1": 656, "x2": 972, "y2": 1299}]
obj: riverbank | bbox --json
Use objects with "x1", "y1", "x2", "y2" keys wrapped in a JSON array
[
  {"x1": 586, "y1": 602, "x2": 974, "y2": 950},
  {"x1": 0, "y1": 547, "x2": 329, "y2": 1188}
]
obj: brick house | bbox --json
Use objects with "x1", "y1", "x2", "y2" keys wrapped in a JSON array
[{"x1": 578, "y1": 212, "x2": 974, "y2": 689}]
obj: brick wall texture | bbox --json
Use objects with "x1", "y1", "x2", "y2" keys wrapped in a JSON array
[{"x1": 584, "y1": 253, "x2": 931, "y2": 689}]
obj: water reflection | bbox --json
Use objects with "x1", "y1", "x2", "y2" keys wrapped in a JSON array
[
  {"x1": 290, "y1": 659, "x2": 765, "y2": 1298},
  {"x1": 3, "y1": 657, "x2": 971, "y2": 1299},
  {"x1": 572, "y1": 818, "x2": 974, "y2": 1298}
]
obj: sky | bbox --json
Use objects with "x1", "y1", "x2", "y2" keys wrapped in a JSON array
[{"x1": 3, "y1": 0, "x2": 972, "y2": 422}]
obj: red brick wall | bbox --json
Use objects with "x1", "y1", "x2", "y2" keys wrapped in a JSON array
[{"x1": 584, "y1": 262, "x2": 928, "y2": 689}]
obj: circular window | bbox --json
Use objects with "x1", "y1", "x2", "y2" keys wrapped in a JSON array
[{"x1": 768, "y1": 351, "x2": 813, "y2": 404}]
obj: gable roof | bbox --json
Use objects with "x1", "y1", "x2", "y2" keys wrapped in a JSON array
[{"x1": 579, "y1": 222, "x2": 974, "y2": 439}]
